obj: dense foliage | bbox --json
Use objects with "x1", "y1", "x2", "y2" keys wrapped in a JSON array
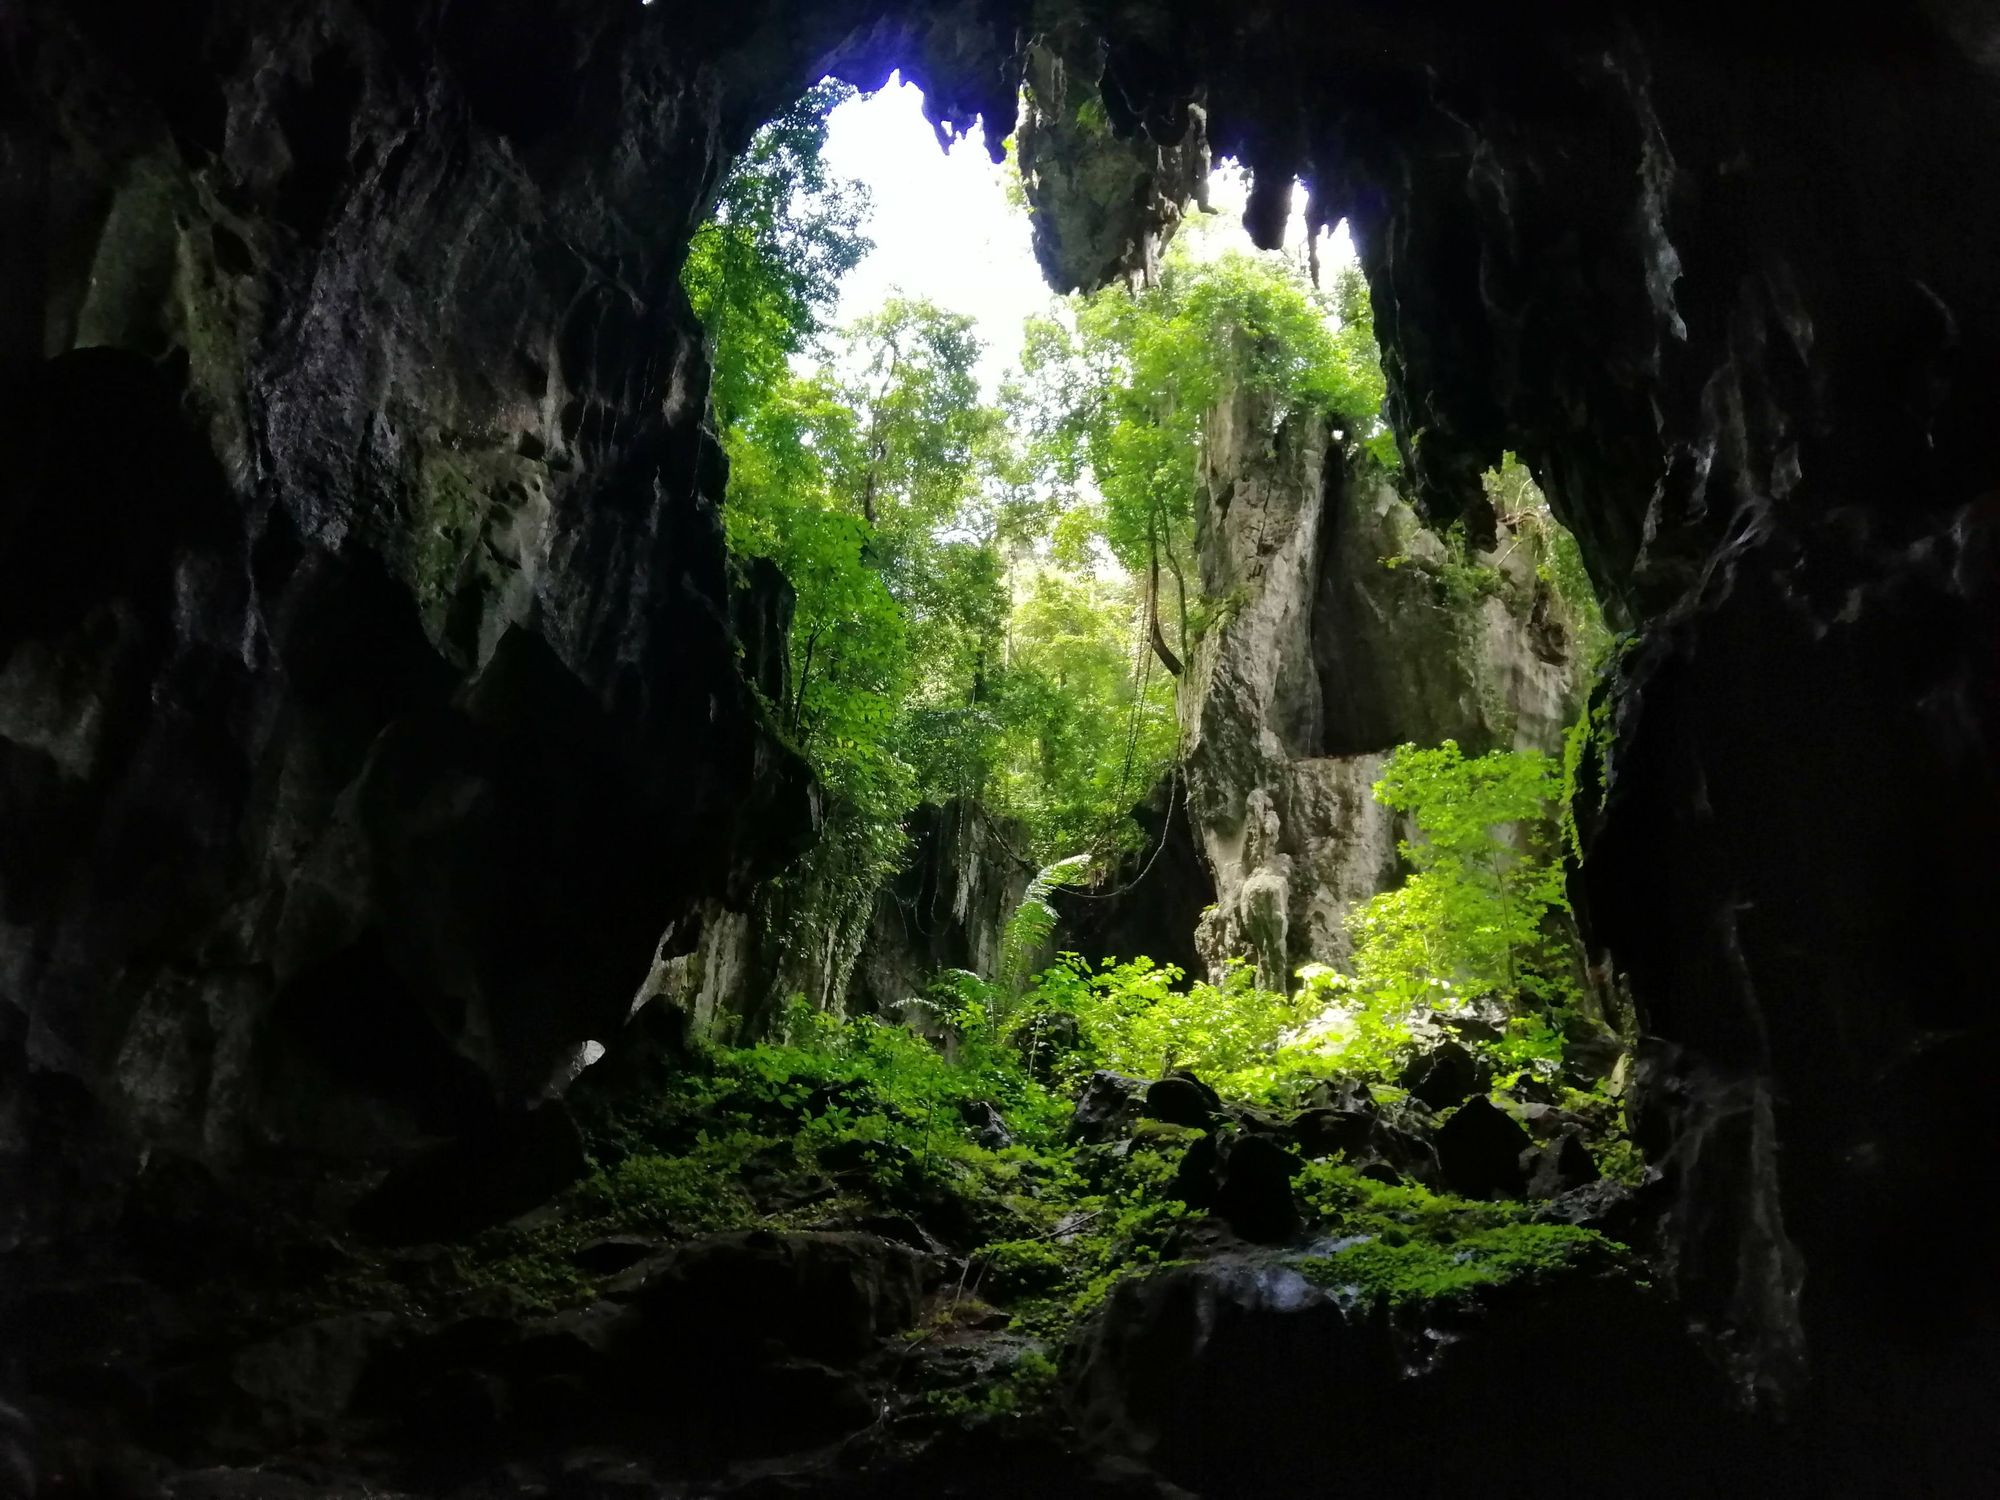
[
  {"x1": 684, "y1": 96, "x2": 1609, "y2": 1094},
  {"x1": 1019, "y1": 251, "x2": 1393, "y2": 667},
  {"x1": 680, "y1": 104, "x2": 1404, "y2": 1006},
  {"x1": 682, "y1": 81, "x2": 872, "y2": 430}
]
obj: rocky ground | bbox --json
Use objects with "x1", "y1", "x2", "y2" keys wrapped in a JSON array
[{"x1": 2, "y1": 999, "x2": 1765, "y2": 1499}]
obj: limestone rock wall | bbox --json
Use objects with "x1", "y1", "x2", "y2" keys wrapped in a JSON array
[
  {"x1": 1016, "y1": 23, "x2": 1210, "y2": 291},
  {"x1": 0, "y1": 0, "x2": 1023, "y2": 1238},
  {"x1": 1182, "y1": 379, "x2": 1588, "y2": 990},
  {"x1": 848, "y1": 800, "x2": 1035, "y2": 1018}
]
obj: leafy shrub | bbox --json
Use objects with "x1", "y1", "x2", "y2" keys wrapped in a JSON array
[
  {"x1": 578, "y1": 1138, "x2": 762, "y2": 1233},
  {"x1": 1018, "y1": 954, "x2": 1304, "y2": 1090}
]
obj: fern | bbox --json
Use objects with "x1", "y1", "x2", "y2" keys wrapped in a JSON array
[{"x1": 1000, "y1": 855, "x2": 1090, "y2": 998}]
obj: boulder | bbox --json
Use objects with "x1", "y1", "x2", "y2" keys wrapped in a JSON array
[
  {"x1": 1144, "y1": 1074, "x2": 1219, "y2": 1129},
  {"x1": 1534, "y1": 1175, "x2": 1657, "y2": 1243},
  {"x1": 959, "y1": 1098, "x2": 1014, "y2": 1149},
  {"x1": 1524, "y1": 1130, "x2": 1601, "y2": 1200},
  {"x1": 348, "y1": 1102, "x2": 586, "y2": 1243},
  {"x1": 172, "y1": 1312, "x2": 410, "y2": 1449},
  {"x1": 1289, "y1": 1107, "x2": 1376, "y2": 1160},
  {"x1": 1073, "y1": 1071, "x2": 1148, "y2": 1144},
  {"x1": 1400, "y1": 1040, "x2": 1490, "y2": 1110},
  {"x1": 1174, "y1": 1131, "x2": 1300, "y2": 1244},
  {"x1": 1068, "y1": 1251, "x2": 1745, "y2": 1496},
  {"x1": 1290, "y1": 1106, "x2": 1438, "y2": 1186},
  {"x1": 1561, "y1": 1034, "x2": 1626, "y2": 1088},
  {"x1": 1300, "y1": 1078, "x2": 1377, "y2": 1115},
  {"x1": 621, "y1": 1230, "x2": 926, "y2": 1368},
  {"x1": 1426, "y1": 1004, "x2": 1509, "y2": 1048},
  {"x1": 1518, "y1": 1101, "x2": 1592, "y2": 1140},
  {"x1": 1435, "y1": 1097, "x2": 1532, "y2": 1199}
]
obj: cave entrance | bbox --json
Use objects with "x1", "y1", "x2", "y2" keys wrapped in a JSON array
[
  {"x1": 676, "y1": 64, "x2": 1619, "y2": 1105},
  {"x1": 676, "y1": 70, "x2": 1383, "y2": 1023}
]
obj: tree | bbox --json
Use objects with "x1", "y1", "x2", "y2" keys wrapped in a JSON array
[
  {"x1": 682, "y1": 81, "x2": 872, "y2": 429},
  {"x1": 1019, "y1": 246, "x2": 1394, "y2": 675},
  {"x1": 991, "y1": 568, "x2": 1175, "y2": 862},
  {"x1": 1347, "y1": 740, "x2": 1578, "y2": 1014}
]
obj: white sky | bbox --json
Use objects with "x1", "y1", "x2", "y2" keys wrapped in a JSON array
[{"x1": 819, "y1": 76, "x2": 1357, "y2": 396}]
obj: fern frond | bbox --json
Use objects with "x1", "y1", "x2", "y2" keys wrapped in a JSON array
[{"x1": 999, "y1": 855, "x2": 1090, "y2": 998}]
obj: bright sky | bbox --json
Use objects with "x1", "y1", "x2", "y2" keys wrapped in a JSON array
[{"x1": 820, "y1": 76, "x2": 1357, "y2": 396}]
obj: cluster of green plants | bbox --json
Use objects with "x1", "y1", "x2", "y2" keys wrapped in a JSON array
[
  {"x1": 1295, "y1": 1161, "x2": 1629, "y2": 1306},
  {"x1": 1011, "y1": 954, "x2": 1306, "y2": 1092},
  {"x1": 999, "y1": 741, "x2": 1590, "y2": 1102},
  {"x1": 373, "y1": 735, "x2": 1641, "y2": 1330}
]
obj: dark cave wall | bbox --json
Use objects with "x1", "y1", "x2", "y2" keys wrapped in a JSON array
[
  {"x1": 0, "y1": 0, "x2": 1038, "y2": 1242},
  {"x1": 0, "y1": 0, "x2": 826, "y2": 1232},
  {"x1": 1300, "y1": 8, "x2": 2000, "y2": 1428},
  {"x1": 0, "y1": 2, "x2": 1995, "y2": 1474}
]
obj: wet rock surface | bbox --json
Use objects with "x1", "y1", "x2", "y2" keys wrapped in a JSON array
[{"x1": 1067, "y1": 1249, "x2": 1757, "y2": 1499}]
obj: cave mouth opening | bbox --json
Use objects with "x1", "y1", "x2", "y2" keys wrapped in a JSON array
[
  {"x1": 639, "y1": 51, "x2": 1641, "y2": 1357},
  {"x1": 31, "y1": 4, "x2": 1994, "y2": 1489}
]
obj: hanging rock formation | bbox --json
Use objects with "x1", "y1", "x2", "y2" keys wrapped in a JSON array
[
  {"x1": 1181, "y1": 376, "x2": 1588, "y2": 989},
  {"x1": 1016, "y1": 23, "x2": 1210, "y2": 290}
]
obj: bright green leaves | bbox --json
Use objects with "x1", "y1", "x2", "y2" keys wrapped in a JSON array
[
  {"x1": 682, "y1": 81, "x2": 872, "y2": 429},
  {"x1": 993, "y1": 569, "x2": 1178, "y2": 863},
  {"x1": 1024, "y1": 250, "x2": 1395, "y2": 580},
  {"x1": 999, "y1": 855, "x2": 1091, "y2": 997},
  {"x1": 1018, "y1": 955, "x2": 1305, "y2": 1089},
  {"x1": 1349, "y1": 739, "x2": 1580, "y2": 1027}
]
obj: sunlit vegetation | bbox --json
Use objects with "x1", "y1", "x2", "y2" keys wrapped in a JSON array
[
  {"x1": 544, "y1": 90, "x2": 1651, "y2": 1366},
  {"x1": 683, "y1": 90, "x2": 1401, "y2": 987}
]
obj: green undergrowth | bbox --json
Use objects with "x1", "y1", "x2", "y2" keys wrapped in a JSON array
[
  {"x1": 316, "y1": 739, "x2": 1643, "y2": 1331},
  {"x1": 1296, "y1": 1161, "x2": 1631, "y2": 1307},
  {"x1": 319, "y1": 994, "x2": 1640, "y2": 1355}
]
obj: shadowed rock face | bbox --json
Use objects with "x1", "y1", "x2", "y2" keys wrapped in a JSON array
[
  {"x1": 1178, "y1": 380, "x2": 1589, "y2": 990},
  {"x1": 0, "y1": 0, "x2": 845, "y2": 1233},
  {"x1": 2, "y1": 0, "x2": 1997, "y2": 1487}
]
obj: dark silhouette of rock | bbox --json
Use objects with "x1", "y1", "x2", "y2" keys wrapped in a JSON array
[
  {"x1": 1069, "y1": 1252, "x2": 1750, "y2": 1498},
  {"x1": 622, "y1": 1230, "x2": 925, "y2": 1370},
  {"x1": 1524, "y1": 1129, "x2": 1602, "y2": 1199},
  {"x1": 349, "y1": 1102, "x2": 586, "y2": 1243},
  {"x1": 1401, "y1": 1040, "x2": 1491, "y2": 1110},
  {"x1": 1290, "y1": 1106, "x2": 1376, "y2": 1160},
  {"x1": 1174, "y1": 1130, "x2": 1300, "y2": 1244},
  {"x1": 1435, "y1": 1097, "x2": 1532, "y2": 1200},
  {"x1": 1301, "y1": 1077, "x2": 1377, "y2": 1115},
  {"x1": 1073, "y1": 1071, "x2": 1148, "y2": 1143},
  {"x1": 1145, "y1": 1073, "x2": 1219, "y2": 1129},
  {"x1": 960, "y1": 1098, "x2": 1014, "y2": 1149},
  {"x1": 1536, "y1": 1177, "x2": 1649, "y2": 1242}
]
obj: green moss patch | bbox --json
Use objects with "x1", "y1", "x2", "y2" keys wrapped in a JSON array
[{"x1": 1300, "y1": 1222, "x2": 1626, "y2": 1307}]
